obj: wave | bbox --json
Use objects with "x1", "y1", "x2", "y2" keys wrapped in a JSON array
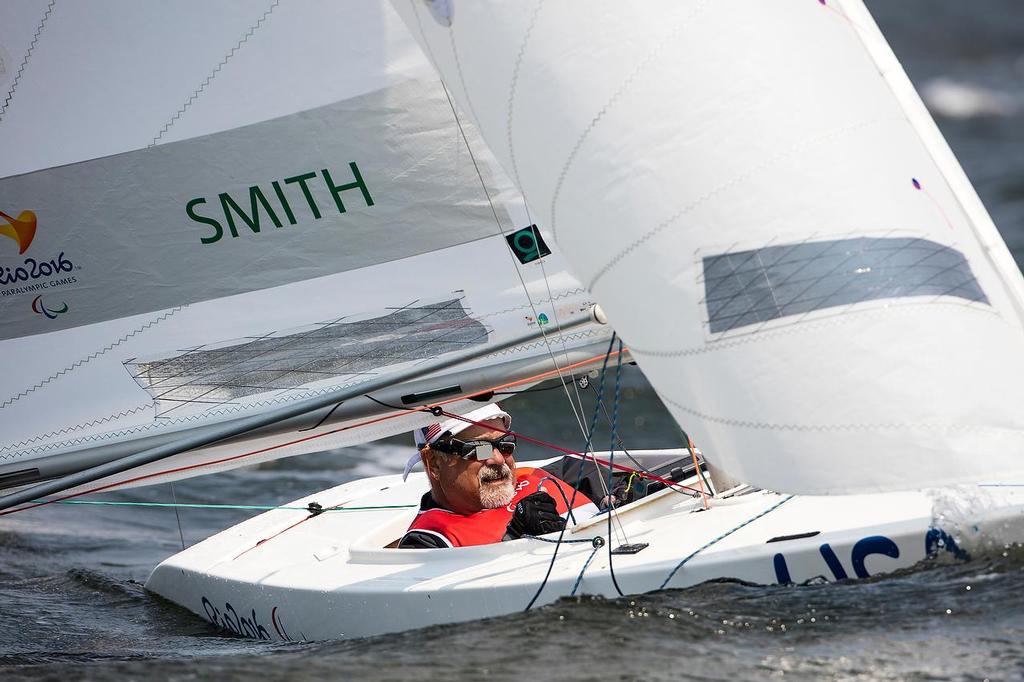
[{"x1": 921, "y1": 77, "x2": 1023, "y2": 119}]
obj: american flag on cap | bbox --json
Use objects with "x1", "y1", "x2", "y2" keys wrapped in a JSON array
[{"x1": 404, "y1": 403, "x2": 512, "y2": 480}]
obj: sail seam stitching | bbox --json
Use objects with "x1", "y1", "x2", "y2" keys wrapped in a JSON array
[
  {"x1": 149, "y1": 0, "x2": 280, "y2": 147},
  {"x1": 0, "y1": 306, "x2": 185, "y2": 410},
  {"x1": 481, "y1": 329, "x2": 607, "y2": 358},
  {"x1": 0, "y1": 0, "x2": 56, "y2": 124},
  {"x1": 630, "y1": 300, "x2": 1001, "y2": 358},
  {"x1": 548, "y1": 0, "x2": 713, "y2": 243},
  {"x1": 0, "y1": 405, "x2": 153, "y2": 460},
  {"x1": 474, "y1": 288, "x2": 587, "y2": 320},
  {"x1": 504, "y1": 0, "x2": 545, "y2": 190},
  {"x1": 443, "y1": 8, "x2": 483, "y2": 138},
  {"x1": 656, "y1": 391, "x2": 1024, "y2": 435},
  {"x1": 585, "y1": 117, "x2": 898, "y2": 291}
]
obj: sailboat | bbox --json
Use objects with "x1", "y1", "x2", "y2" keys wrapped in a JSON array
[{"x1": 2, "y1": 0, "x2": 1023, "y2": 641}]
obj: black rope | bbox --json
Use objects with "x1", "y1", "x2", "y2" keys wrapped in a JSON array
[
  {"x1": 169, "y1": 482, "x2": 186, "y2": 551},
  {"x1": 297, "y1": 400, "x2": 346, "y2": 432},
  {"x1": 524, "y1": 333, "x2": 618, "y2": 612},
  {"x1": 604, "y1": 339, "x2": 626, "y2": 597},
  {"x1": 537, "y1": 475, "x2": 576, "y2": 525},
  {"x1": 363, "y1": 394, "x2": 443, "y2": 417},
  {"x1": 524, "y1": 535, "x2": 593, "y2": 544},
  {"x1": 598, "y1": 392, "x2": 701, "y2": 500}
]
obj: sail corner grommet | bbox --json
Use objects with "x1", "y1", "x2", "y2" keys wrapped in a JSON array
[{"x1": 591, "y1": 304, "x2": 608, "y2": 325}]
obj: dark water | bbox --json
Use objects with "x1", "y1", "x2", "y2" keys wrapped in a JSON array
[{"x1": 3, "y1": 3, "x2": 1024, "y2": 680}]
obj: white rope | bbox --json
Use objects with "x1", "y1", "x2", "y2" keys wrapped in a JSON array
[{"x1": 438, "y1": 82, "x2": 593, "y2": 443}]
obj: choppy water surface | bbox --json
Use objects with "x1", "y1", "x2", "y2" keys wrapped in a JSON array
[{"x1": 3, "y1": 2, "x2": 1024, "y2": 680}]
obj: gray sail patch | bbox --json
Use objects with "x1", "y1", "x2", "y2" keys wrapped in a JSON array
[
  {"x1": 702, "y1": 237, "x2": 987, "y2": 333},
  {"x1": 127, "y1": 298, "x2": 487, "y2": 416}
]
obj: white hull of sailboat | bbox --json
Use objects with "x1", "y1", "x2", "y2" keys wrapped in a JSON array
[{"x1": 145, "y1": 451, "x2": 1024, "y2": 642}]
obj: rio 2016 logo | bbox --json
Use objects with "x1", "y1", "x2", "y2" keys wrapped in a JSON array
[
  {"x1": 0, "y1": 209, "x2": 36, "y2": 254},
  {"x1": 1, "y1": 209, "x2": 78, "y2": 321}
]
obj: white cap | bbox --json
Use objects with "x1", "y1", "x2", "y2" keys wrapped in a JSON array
[{"x1": 402, "y1": 403, "x2": 512, "y2": 480}]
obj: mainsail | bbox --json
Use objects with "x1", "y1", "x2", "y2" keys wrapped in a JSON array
[
  {"x1": 395, "y1": 0, "x2": 1024, "y2": 494},
  {"x1": 0, "y1": 1, "x2": 607, "y2": 494}
]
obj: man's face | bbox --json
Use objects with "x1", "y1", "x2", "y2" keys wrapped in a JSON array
[{"x1": 423, "y1": 419, "x2": 517, "y2": 515}]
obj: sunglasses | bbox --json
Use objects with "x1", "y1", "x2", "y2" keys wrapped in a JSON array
[{"x1": 431, "y1": 434, "x2": 517, "y2": 460}]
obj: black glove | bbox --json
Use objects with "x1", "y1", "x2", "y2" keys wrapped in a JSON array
[{"x1": 503, "y1": 491, "x2": 566, "y2": 540}]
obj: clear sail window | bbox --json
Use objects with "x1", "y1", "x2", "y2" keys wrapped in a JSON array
[
  {"x1": 127, "y1": 297, "x2": 487, "y2": 416},
  {"x1": 702, "y1": 237, "x2": 988, "y2": 334}
]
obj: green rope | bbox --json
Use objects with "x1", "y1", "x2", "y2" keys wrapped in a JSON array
[{"x1": 32, "y1": 499, "x2": 416, "y2": 512}]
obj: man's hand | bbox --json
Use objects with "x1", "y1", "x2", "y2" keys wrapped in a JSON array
[{"x1": 504, "y1": 491, "x2": 566, "y2": 540}]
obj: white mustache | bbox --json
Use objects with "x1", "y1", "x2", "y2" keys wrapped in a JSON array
[{"x1": 479, "y1": 463, "x2": 511, "y2": 483}]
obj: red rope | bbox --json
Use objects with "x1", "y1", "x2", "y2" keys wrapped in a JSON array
[{"x1": 436, "y1": 409, "x2": 704, "y2": 496}]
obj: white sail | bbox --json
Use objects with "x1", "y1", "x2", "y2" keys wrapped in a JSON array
[
  {"x1": 395, "y1": 0, "x2": 1024, "y2": 494},
  {"x1": 0, "y1": 1, "x2": 607, "y2": 492}
]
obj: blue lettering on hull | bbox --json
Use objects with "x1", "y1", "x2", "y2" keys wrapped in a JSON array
[{"x1": 773, "y1": 534, "x2": 902, "y2": 584}]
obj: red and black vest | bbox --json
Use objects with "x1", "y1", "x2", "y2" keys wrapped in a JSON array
[{"x1": 406, "y1": 467, "x2": 595, "y2": 548}]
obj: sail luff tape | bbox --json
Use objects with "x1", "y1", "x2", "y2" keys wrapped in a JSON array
[{"x1": 0, "y1": 310, "x2": 601, "y2": 512}]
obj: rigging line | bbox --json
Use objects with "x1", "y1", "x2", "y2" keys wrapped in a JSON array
[
  {"x1": 527, "y1": 222, "x2": 594, "y2": 449},
  {"x1": 503, "y1": 7, "x2": 591, "y2": 428},
  {"x1": 536, "y1": 475, "x2": 577, "y2": 525},
  {"x1": 438, "y1": 81, "x2": 592, "y2": 445},
  {"x1": 435, "y1": 413, "x2": 705, "y2": 493},
  {"x1": 684, "y1": 431, "x2": 710, "y2": 510},
  {"x1": 658, "y1": 495, "x2": 795, "y2": 590},
  {"x1": 596, "y1": 400, "x2": 699, "y2": 501},
  {"x1": 594, "y1": 347, "x2": 631, "y2": 546},
  {"x1": 571, "y1": 544, "x2": 602, "y2": 597},
  {"x1": 581, "y1": 366, "x2": 630, "y2": 549},
  {"x1": 298, "y1": 400, "x2": 347, "y2": 432},
  {"x1": 169, "y1": 482, "x2": 186, "y2": 551},
  {"x1": 605, "y1": 339, "x2": 626, "y2": 597},
  {"x1": 608, "y1": 340, "x2": 630, "y2": 544},
  {"x1": 363, "y1": 394, "x2": 429, "y2": 413},
  {"x1": 231, "y1": 495, "x2": 392, "y2": 561},
  {"x1": 524, "y1": 336, "x2": 616, "y2": 612},
  {"x1": 575, "y1": 340, "x2": 617, "y2": 516},
  {"x1": 233, "y1": 514, "x2": 314, "y2": 561}
]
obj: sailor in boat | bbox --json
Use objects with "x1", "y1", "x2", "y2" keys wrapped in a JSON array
[{"x1": 398, "y1": 404, "x2": 597, "y2": 548}]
